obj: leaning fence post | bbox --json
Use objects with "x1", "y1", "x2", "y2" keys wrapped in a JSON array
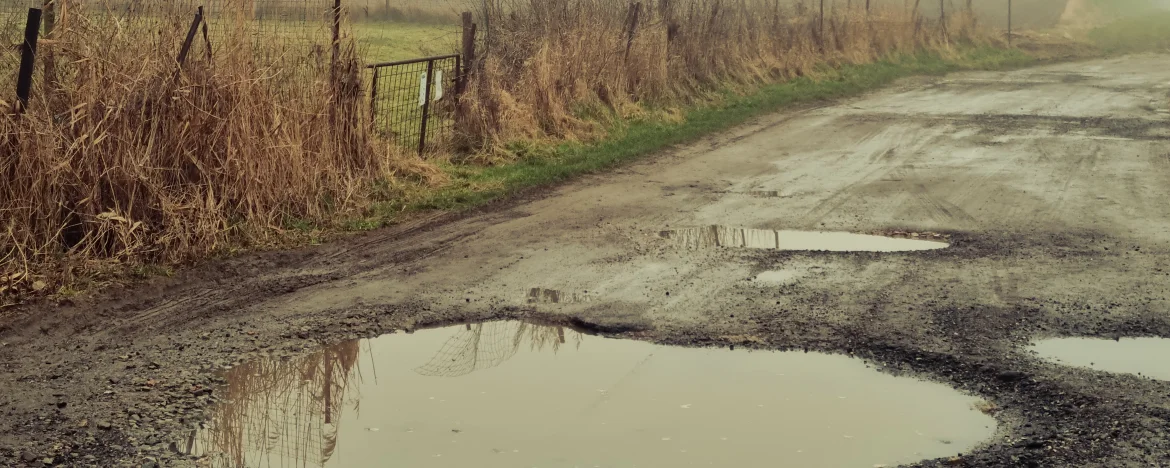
[
  {"x1": 418, "y1": 60, "x2": 435, "y2": 155},
  {"x1": 176, "y1": 7, "x2": 203, "y2": 69},
  {"x1": 15, "y1": 8, "x2": 43, "y2": 112}
]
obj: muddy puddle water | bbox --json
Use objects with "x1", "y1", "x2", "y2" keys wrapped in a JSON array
[
  {"x1": 184, "y1": 321, "x2": 995, "y2": 468},
  {"x1": 1031, "y1": 337, "x2": 1170, "y2": 381},
  {"x1": 660, "y1": 226, "x2": 948, "y2": 252}
]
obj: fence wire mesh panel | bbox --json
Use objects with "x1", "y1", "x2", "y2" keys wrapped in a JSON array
[
  {"x1": 0, "y1": 0, "x2": 350, "y2": 110},
  {"x1": 369, "y1": 54, "x2": 459, "y2": 155}
]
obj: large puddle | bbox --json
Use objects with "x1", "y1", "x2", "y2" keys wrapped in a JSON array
[
  {"x1": 660, "y1": 226, "x2": 949, "y2": 252},
  {"x1": 183, "y1": 321, "x2": 995, "y2": 468},
  {"x1": 1030, "y1": 337, "x2": 1170, "y2": 381}
]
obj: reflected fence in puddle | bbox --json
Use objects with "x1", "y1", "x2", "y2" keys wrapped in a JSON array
[
  {"x1": 181, "y1": 340, "x2": 363, "y2": 468},
  {"x1": 660, "y1": 225, "x2": 950, "y2": 252},
  {"x1": 181, "y1": 321, "x2": 580, "y2": 467},
  {"x1": 413, "y1": 321, "x2": 582, "y2": 378}
]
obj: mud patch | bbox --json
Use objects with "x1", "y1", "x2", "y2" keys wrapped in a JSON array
[
  {"x1": 182, "y1": 320, "x2": 995, "y2": 468},
  {"x1": 746, "y1": 190, "x2": 783, "y2": 198},
  {"x1": 660, "y1": 226, "x2": 949, "y2": 252},
  {"x1": 1030, "y1": 337, "x2": 1170, "y2": 381}
]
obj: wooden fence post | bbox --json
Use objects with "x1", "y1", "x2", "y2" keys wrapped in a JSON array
[
  {"x1": 42, "y1": 0, "x2": 56, "y2": 98},
  {"x1": 16, "y1": 8, "x2": 43, "y2": 112},
  {"x1": 819, "y1": 0, "x2": 825, "y2": 40},
  {"x1": 460, "y1": 11, "x2": 476, "y2": 93},
  {"x1": 331, "y1": 0, "x2": 342, "y2": 77},
  {"x1": 625, "y1": 2, "x2": 642, "y2": 60},
  {"x1": 940, "y1": 0, "x2": 946, "y2": 38}
]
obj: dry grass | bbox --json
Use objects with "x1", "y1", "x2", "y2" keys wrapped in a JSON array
[
  {"x1": 0, "y1": 1, "x2": 435, "y2": 303},
  {"x1": 459, "y1": 0, "x2": 987, "y2": 152}
]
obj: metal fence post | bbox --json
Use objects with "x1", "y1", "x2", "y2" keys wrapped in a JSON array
[
  {"x1": 16, "y1": 8, "x2": 43, "y2": 112},
  {"x1": 1007, "y1": 0, "x2": 1013, "y2": 47},
  {"x1": 418, "y1": 60, "x2": 435, "y2": 155},
  {"x1": 369, "y1": 67, "x2": 379, "y2": 124},
  {"x1": 176, "y1": 7, "x2": 204, "y2": 68}
]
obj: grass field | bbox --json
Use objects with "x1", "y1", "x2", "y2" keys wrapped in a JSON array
[{"x1": 355, "y1": 22, "x2": 460, "y2": 62}]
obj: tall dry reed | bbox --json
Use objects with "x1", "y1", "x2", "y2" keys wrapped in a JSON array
[
  {"x1": 460, "y1": 0, "x2": 985, "y2": 146},
  {"x1": 0, "y1": 1, "x2": 427, "y2": 302}
]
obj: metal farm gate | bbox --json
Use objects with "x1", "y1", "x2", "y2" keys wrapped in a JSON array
[{"x1": 368, "y1": 53, "x2": 461, "y2": 155}]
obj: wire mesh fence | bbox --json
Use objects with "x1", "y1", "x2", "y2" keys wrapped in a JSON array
[{"x1": 369, "y1": 53, "x2": 460, "y2": 155}]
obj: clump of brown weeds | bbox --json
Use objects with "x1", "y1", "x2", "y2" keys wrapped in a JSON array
[
  {"x1": 0, "y1": 0, "x2": 433, "y2": 304},
  {"x1": 458, "y1": 0, "x2": 988, "y2": 151}
]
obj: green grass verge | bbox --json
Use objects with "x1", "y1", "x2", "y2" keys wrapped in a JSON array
[
  {"x1": 1088, "y1": 0, "x2": 1161, "y2": 17},
  {"x1": 1087, "y1": 11, "x2": 1170, "y2": 53},
  {"x1": 346, "y1": 46, "x2": 1035, "y2": 229}
]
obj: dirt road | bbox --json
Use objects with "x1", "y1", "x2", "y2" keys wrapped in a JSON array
[{"x1": 4, "y1": 54, "x2": 1170, "y2": 467}]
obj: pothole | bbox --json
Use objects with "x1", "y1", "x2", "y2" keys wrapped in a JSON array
[
  {"x1": 182, "y1": 321, "x2": 995, "y2": 468},
  {"x1": 660, "y1": 226, "x2": 949, "y2": 252},
  {"x1": 1030, "y1": 337, "x2": 1170, "y2": 381}
]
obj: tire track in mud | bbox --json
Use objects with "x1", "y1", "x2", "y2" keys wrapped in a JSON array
[
  {"x1": 68, "y1": 211, "x2": 511, "y2": 337},
  {"x1": 1046, "y1": 145, "x2": 1101, "y2": 223}
]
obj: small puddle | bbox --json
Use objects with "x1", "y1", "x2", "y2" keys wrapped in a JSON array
[
  {"x1": 183, "y1": 321, "x2": 994, "y2": 468},
  {"x1": 1030, "y1": 337, "x2": 1170, "y2": 381},
  {"x1": 660, "y1": 226, "x2": 949, "y2": 252}
]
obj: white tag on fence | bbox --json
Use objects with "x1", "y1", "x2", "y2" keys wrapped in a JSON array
[
  {"x1": 418, "y1": 69, "x2": 446, "y2": 107},
  {"x1": 418, "y1": 72, "x2": 428, "y2": 107},
  {"x1": 433, "y1": 70, "x2": 444, "y2": 102}
]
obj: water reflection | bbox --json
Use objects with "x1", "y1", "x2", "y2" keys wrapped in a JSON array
[
  {"x1": 660, "y1": 226, "x2": 949, "y2": 252},
  {"x1": 184, "y1": 321, "x2": 994, "y2": 468},
  {"x1": 182, "y1": 341, "x2": 363, "y2": 468},
  {"x1": 182, "y1": 322, "x2": 581, "y2": 467},
  {"x1": 1031, "y1": 337, "x2": 1170, "y2": 381},
  {"x1": 414, "y1": 321, "x2": 582, "y2": 377}
]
